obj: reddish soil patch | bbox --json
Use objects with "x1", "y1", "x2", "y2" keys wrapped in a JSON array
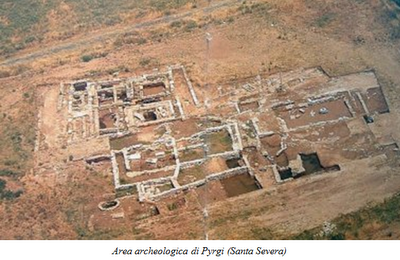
[
  {"x1": 205, "y1": 129, "x2": 233, "y2": 155},
  {"x1": 128, "y1": 151, "x2": 175, "y2": 172},
  {"x1": 281, "y1": 99, "x2": 352, "y2": 129},
  {"x1": 171, "y1": 118, "x2": 201, "y2": 139},
  {"x1": 115, "y1": 153, "x2": 127, "y2": 176},
  {"x1": 178, "y1": 166, "x2": 205, "y2": 185},
  {"x1": 99, "y1": 109, "x2": 116, "y2": 129},
  {"x1": 220, "y1": 173, "x2": 260, "y2": 198},
  {"x1": 239, "y1": 101, "x2": 259, "y2": 112},
  {"x1": 143, "y1": 83, "x2": 165, "y2": 96},
  {"x1": 365, "y1": 87, "x2": 390, "y2": 114},
  {"x1": 110, "y1": 134, "x2": 138, "y2": 150},
  {"x1": 195, "y1": 181, "x2": 228, "y2": 205},
  {"x1": 261, "y1": 134, "x2": 281, "y2": 147},
  {"x1": 129, "y1": 169, "x2": 174, "y2": 183},
  {"x1": 203, "y1": 157, "x2": 230, "y2": 174}
]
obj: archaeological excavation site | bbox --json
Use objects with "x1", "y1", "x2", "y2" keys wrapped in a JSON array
[
  {"x1": 3, "y1": 0, "x2": 400, "y2": 241},
  {"x1": 44, "y1": 62, "x2": 399, "y2": 239}
]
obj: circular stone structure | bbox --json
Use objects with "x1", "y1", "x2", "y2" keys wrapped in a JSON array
[{"x1": 98, "y1": 199, "x2": 120, "y2": 211}]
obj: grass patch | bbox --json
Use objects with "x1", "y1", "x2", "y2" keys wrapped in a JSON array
[
  {"x1": 115, "y1": 184, "x2": 136, "y2": 198},
  {"x1": 0, "y1": 169, "x2": 18, "y2": 177},
  {"x1": 167, "y1": 202, "x2": 178, "y2": 211},
  {"x1": 0, "y1": 0, "x2": 193, "y2": 57},
  {"x1": 80, "y1": 52, "x2": 107, "y2": 62},
  {"x1": 139, "y1": 56, "x2": 158, "y2": 67},
  {"x1": 76, "y1": 226, "x2": 126, "y2": 240},
  {"x1": 204, "y1": 130, "x2": 233, "y2": 155},
  {"x1": 184, "y1": 20, "x2": 198, "y2": 32},
  {"x1": 81, "y1": 54, "x2": 94, "y2": 62},
  {"x1": 0, "y1": 179, "x2": 23, "y2": 201},
  {"x1": 158, "y1": 182, "x2": 174, "y2": 192},
  {"x1": 178, "y1": 165, "x2": 205, "y2": 185},
  {"x1": 179, "y1": 148, "x2": 204, "y2": 162},
  {"x1": 292, "y1": 193, "x2": 400, "y2": 240},
  {"x1": 0, "y1": 110, "x2": 36, "y2": 172},
  {"x1": 314, "y1": 13, "x2": 335, "y2": 28},
  {"x1": 114, "y1": 33, "x2": 148, "y2": 47},
  {"x1": 170, "y1": 20, "x2": 183, "y2": 28},
  {"x1": 382, "y1": 2, "x2": 400, "y2": 39},
  {"x1": 392, "y1": 0, "x2": 400, "y2": 7},
  {"x1": 237, "y1": 2, "x2": 271, "y2": 15}
]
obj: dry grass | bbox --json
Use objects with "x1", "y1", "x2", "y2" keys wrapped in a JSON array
[{"x1": 0, "y1": 0, "x2": 400, "y2": 240}]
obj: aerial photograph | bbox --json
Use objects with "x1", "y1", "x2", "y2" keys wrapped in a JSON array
[{"x1": 0, "y1": 0, "x2": 400, "y2": 241}]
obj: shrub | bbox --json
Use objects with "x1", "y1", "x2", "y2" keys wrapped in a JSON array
[
  {"x1": 81, "y1": 54, "x2": 94, "y2": 62},
  {"x1": 0, "y1": 179, "x2": 5, "y2": 192},
  {"x1": 185, "y1": 20, "x2": 198, "y2": 31},
  {"x1": 0, "y1": 169, "x2": 17, "y2": 176},
  {"x1": 315, "y1": 13, "x2": 335, "y2": 28},
  {"x1": 139, "y1": 57, "x2": 152, "y2": 67},
  {"x1": 170, "y1": 20, "x2": 182, "y2": 28},
  {"x1": 137, "y1": 38, "x2": 147, "y2": 45}
]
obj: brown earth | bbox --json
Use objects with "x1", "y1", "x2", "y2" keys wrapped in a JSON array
[{"x1": 1, "y1": 0, "x2": 400, "y2": 239}]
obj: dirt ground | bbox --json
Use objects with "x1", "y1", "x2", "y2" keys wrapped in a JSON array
[{"x1": 1, "y1": 0, "x2": 400, "y2": 240}]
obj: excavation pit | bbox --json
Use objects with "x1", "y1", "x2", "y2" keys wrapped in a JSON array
[
  {"x1": 73, "y1": 82, "x2": 87, "y2": 91},
  {"x1": 278, "y1": 168, "x2": 293, "y2": 180},
  {"x1": 98, "y1": 200, "x2": 120, "y2": 211},
  {"x1": 226, "y1": 158, "x2": 241, "y2": 169},
  {"x1": 98, "y1": 109, "x2": 116, "y2": 129},
  {"x1": 143, "y1": 82, "x2": 166, "y2": 96},
  {"x1": 220, "y1": 173, "x2": 260, "y2": 198},
  {"x1": 143, "y1": 111, "x2": 157, "y2": 121},
  {"x1": 300, "y1": 153, "x2": 323, "y2": 174}
]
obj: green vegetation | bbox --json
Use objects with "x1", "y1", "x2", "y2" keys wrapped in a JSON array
[
  {"x1": 170, "y1": 20, "x2": 183, "y2": 28},
  {"x1": 113, "y1": 32, "x2": 148, "y2": 47},
  {"x1": 167, "y1": 202, "x2": 178, "y2": 211},
  {"x1": 250, "y1": 227, "x2": 276, "y2": 240},
  {"x1": 75, "y1": 226, "x2": 126, "y2": 240},
  {"x1": 0, "y1": 0, "x2": 193, "y2": 57},
  {"x1": 0, "y1": 169, "x2": 17, "y2": 177},
  {"x1": 105, "y1": 65, "x2": 130, "y2": 75},
  {"x1": 292, "y1": 193, "x2": 400, "y2": 240},
  {"x1": 0, "y1": 0, "x2": 53, "y2": 56},
  {"x1": 115, "y1": 186, "x2": 137, "y2": 198},
  {"x1": 81, "y1": 54, "x2": 94, "y2": 63},
  {"x1": 158, "y1": 182, "x2": 174, "y2": 192},
  {"x1": 139, "y1": 57, "x2": 153, "y2": 67},
  {"x1": 110, "y1": 134, "x2": 138, "y2": 150},
  {"x1": 0, "y1": 96, "x2": 35, "y2": 174},
  {"x1": 209, "y1": 193, "x2": 400, "y2": 239},
  {"x1": 0, "y1": 179, "x2": 23, "y2": 201},
  {"x1": 148, "y1": 0, "x2": 191, "y2": 12},
  {"x1": 314, "y1": 13, "x2": 335, "y2": 27},
  {"x1": 178, "y1": 165, "x2": 204, "y2": 185},
  {"x1": 80, "y1": 52, "x2": 107, "y2": 62},
  {"x1": 184, "y1": 20, "x2": 198, "y2": 31},
  {"x1": 204, "y1": 130, "x2": 233, "y2": 155},
  {"x1": 180, "y1": 148, "x2": 204, "y2": 162},
  {"x1": 383, "y1": 1, "x2": 400, "y2": 39},
  {"x1": 237, "y1": 2, "x2": 271, "y2": 15},
  {"x1": 393, "y1": 0, "x2": 400, "y2": 7}
]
